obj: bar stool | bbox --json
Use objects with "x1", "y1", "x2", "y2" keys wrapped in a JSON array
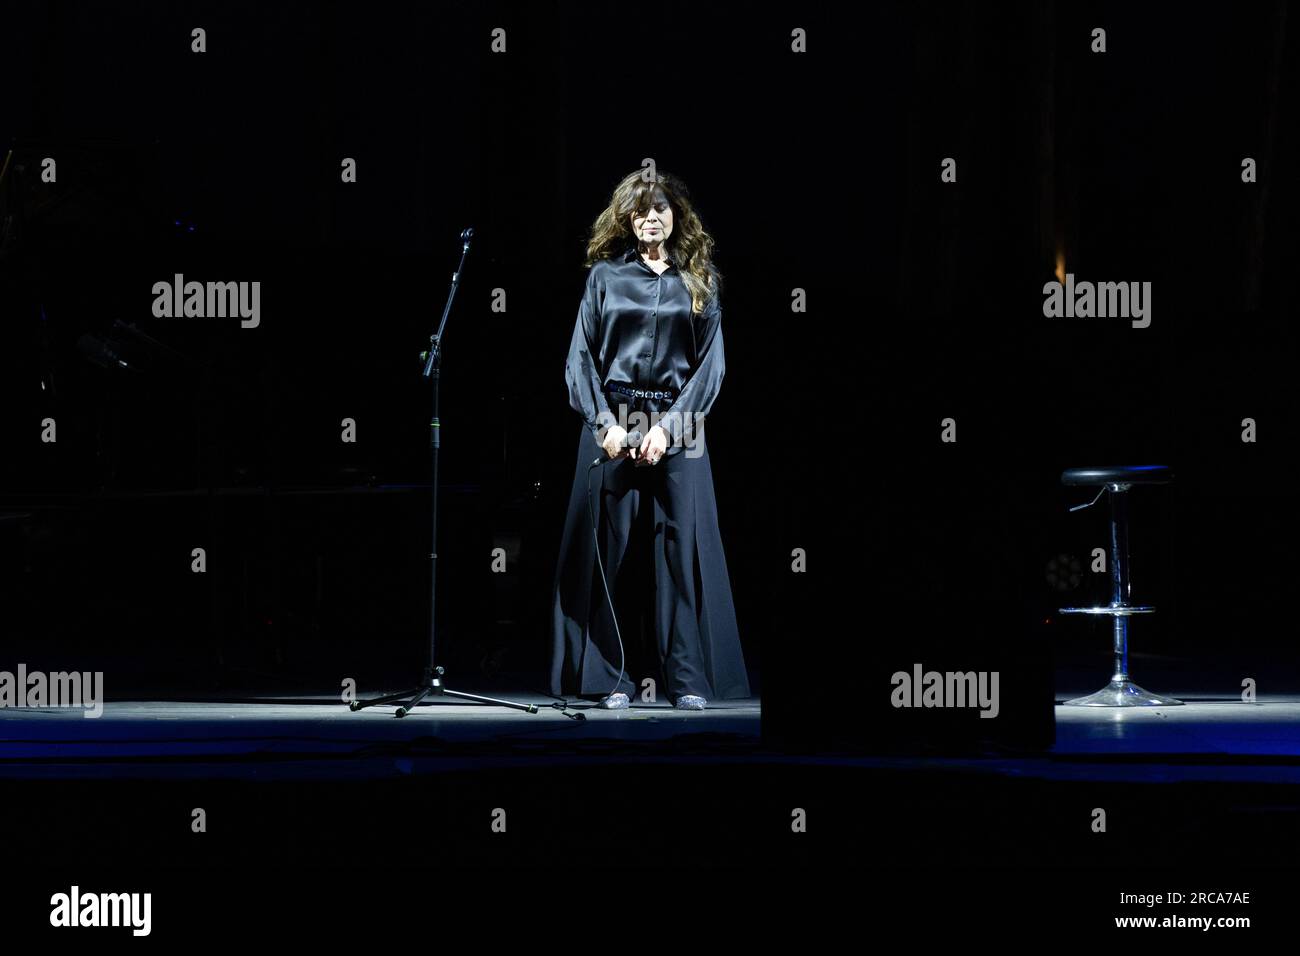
[{"x1": 1059, "y1": 465, "x2": 1182, "y2": 706}]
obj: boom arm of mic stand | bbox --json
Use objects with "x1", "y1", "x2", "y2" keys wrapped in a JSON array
[{"x1": 422, "y1": 233, "x2": 472, "y2": 379}]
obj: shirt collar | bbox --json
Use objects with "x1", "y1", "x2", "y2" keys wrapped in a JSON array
[{"x1": 624, "y1": 245, "x2": 676, "y2": 268}]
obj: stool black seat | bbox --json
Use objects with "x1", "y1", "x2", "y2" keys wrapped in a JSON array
[
  {"x1": 1062, "y1": 465, "x2": 1172, "y2": 486},
  {"x1": 1058, "y1": 464, "x2": 1182, "y2": 707}
]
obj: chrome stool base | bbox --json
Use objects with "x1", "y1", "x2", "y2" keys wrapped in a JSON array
[
  {"x1": 1058, "y1": 467, "x2": 1180, "y2": 708},
  {"x1": 1063, "y1": 678, "x2": 1183, "y2": 707}
]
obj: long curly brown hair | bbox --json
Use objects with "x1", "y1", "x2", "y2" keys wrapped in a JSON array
[{"x1": 583, "y1": 169, "x2": 721, "y2": 315}]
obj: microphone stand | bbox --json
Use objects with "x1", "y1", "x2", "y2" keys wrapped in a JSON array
[{"x1": 350, "y1": 227, "x2": 539, "y2": 717}]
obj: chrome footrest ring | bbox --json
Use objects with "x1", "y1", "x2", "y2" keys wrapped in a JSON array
[{"x1": 1059, "y1": 605, "x2": 1156, "y2": 616}]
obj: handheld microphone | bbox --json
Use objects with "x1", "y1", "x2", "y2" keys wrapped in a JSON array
[{"x1": 590, "y1": 429, "x2": 641, "y2": 467}]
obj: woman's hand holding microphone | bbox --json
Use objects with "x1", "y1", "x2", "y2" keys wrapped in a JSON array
[
  {"x1": 601, "y1": 425, "x2": 632, "y2": 461},
  {"x1": 601, "y1": 425, "x2": 669, "y2": 465},
  {"x1": 635, "y1": 426, "x2": 669, "y2": 465}
]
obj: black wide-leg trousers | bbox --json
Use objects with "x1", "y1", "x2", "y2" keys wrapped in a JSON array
[{"x1": 549, "y1": 414, "x2": 751, "y2": 704}]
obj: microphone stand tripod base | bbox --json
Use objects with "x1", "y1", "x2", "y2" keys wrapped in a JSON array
[{"x1": 349, "y1": 666, "x2": 540, "y2": 716}]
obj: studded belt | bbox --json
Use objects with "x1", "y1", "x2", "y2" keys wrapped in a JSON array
[{"x1": 607, "y1": 382, "x2": 676, "y2": 401}]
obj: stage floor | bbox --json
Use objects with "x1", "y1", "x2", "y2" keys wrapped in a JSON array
[
  {"x1": 0, "y1": 693, "x2": 762, "y2": 779},
  {"x1": 2, "y1": 692, "x2": 1299, "y2": 782},
  {"x1": 1054, "y1": 694, "x2": 1300, "y2": 755},
  {"x1": 4, "y1": 691, "x2": 1300, "y2": 872}
]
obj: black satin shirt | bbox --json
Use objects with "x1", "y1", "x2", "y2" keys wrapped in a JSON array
[{"x1": 564, "y1": 246, "x2": 725, "y2": 455}]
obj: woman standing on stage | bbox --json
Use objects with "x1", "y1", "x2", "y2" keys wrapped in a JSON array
[{"x1": 549, "y1": 170, "x2": 751, "y2": 711}]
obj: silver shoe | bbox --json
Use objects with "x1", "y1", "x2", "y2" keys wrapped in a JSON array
[
  {"x1": 598, "y1": 692, "x2": 630, "y2": 710},
  {"x1": 675, "y1": 695, "x2": 707, "y2": 710}
]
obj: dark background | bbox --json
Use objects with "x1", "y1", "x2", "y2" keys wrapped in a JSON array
[{"x1": 1, "y1": 0, "x2": 1296, "y2": 753}]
